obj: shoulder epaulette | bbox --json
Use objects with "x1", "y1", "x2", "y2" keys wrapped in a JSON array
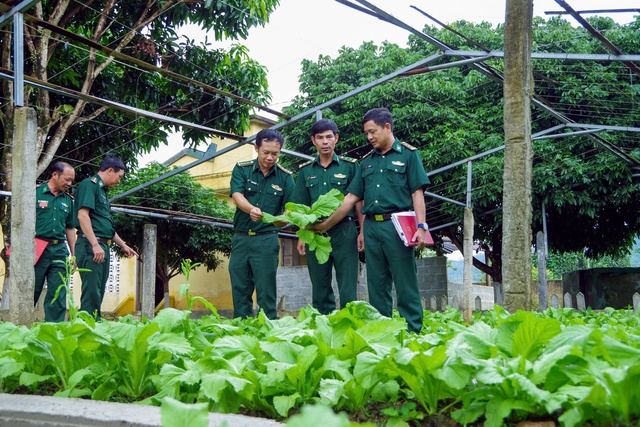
[
  {"x1": 298, "y1": 160, "x2": 313, "y2": 169},
  {"x1": 401, "y1": 141, "x2": 418, "y2": 151},
  {"x1": 339, "y1": 155, "x2": 357, "y2": 163},
  {"x1": 277, "y1": 164, "x2": 293, "y2": 175},
  {"x1": 237, "y1": 160, "x2": 254, "y2": 167},
  {"x1": 361, "y1": 149, "x2": 374, "y2": 159}
]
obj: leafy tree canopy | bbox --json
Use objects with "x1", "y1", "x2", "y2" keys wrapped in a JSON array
[
  {"x1": 0, "y1": 0, "x2": 280, "y2": 183},
  {"x1": 111, "y1": 162, "x2": 233, "y2": 296},
  {"x1": 281, "y1": 16, "x2": 640, "y2": 282}
]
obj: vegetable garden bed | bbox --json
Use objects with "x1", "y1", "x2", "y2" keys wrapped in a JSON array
[{"x1": 0, "y1": 302, "x2": 639, "y2": 427}]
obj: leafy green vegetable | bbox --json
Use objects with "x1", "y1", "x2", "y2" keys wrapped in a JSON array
[
  {"x1": 161, "y1": 397, "x2": 209, "y2": 427},
  {"x1": 2, "y1": 303, "x2": 640, "y2": 426},
  {"x1": 262, "y1": 189, "x2": 345, "y2": 264}
]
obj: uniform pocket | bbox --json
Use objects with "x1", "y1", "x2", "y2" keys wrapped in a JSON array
[
  {"x1": 305, "y1": 176, "x2": 320, "y2": 188},
  {"x1": 262, "y1": 185, "x2": 284, "y2": 213},
  {"x1": 330, "y1": 175, "x2": 348, "y2": 192},
  {"x1": 386, "y1": 164, "x2": 407, "y2": 187}
]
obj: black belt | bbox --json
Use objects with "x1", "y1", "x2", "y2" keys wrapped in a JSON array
[
  {"x1": 235, "y1": 230, "x2": 279, "y2": 236},
  {"x1": 37, "y1": 237, "x2": 66, "y2": 245},
  {"x1": 78, "y1": 233, "x2": 113, "y2": 245},
  {"x1": 366, "y1": 213, "x2": 395, "y2": 222}
]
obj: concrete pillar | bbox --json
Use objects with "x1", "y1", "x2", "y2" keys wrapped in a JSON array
[
  {"x1": 141, "y1": 224, "x2": 157, "y2": 319},
  {"x1": 502, "y1": 0, "x2": 534, "y2": 312},
  {"x1": 9, "y1": 107, "x2": 37, "y2": 326}
]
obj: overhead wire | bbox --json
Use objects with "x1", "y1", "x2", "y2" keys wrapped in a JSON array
[{"x1": 3, "y1": 0, "x2": 636, "y2": 231}]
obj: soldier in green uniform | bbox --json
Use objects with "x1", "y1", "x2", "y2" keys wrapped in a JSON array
[
  {"x1": 291, "y1": 119, "x2": 362, "y2": 314},
  {"x1": 34, "y1": 161, "x2": 77, "y2": 322},
  {"x1": 74, "y1": 157, "x2": 138, "y2": 319},
  {"x1": 229, "y1": 129, "x2": 294, "y2": 319},
  {"x1": 314, "y1": 108, "x2": 430, "y2": 333}
]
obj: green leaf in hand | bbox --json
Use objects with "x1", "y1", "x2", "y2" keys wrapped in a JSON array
[
  {"x1": 288, "y1": 211, "x2": 318, "y2": 227},
  {"x1": 311, "y1": 189, "x2": 344, "y2": 217},
  {"x1": 297, "y1": 229, "x2": 332, "y2": 264},
  {"x1": 262, "y1": 212, "x2": 288, "y2": 224},
  {"x1": 262, "y1": 189, "x2": 345, "y2": 264}
]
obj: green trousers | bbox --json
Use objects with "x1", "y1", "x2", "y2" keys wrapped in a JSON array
[
  {"x1": 76, "y1": 238, "x2": 111, "y2": 320},
  {"x1": 307, "y1": 218, "x2": 359, "y2": 314},
  {"x1": 363, "y1": 218, "x2": 423, "y2": 333},
  {"x1": 229, "y1": 233, "x2": 280, "y2": 319},
  {"x1": 34, "y1": 243, "x2": 70, "y2": 322}
]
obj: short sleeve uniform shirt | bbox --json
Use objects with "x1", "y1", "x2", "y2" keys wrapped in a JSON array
[
  {"x1": 230, "y1": 161, "x2": 294, "y2": 233},
  {"x1": 35, "y1": 184, "x2": 74, "y2": 240},
  {"x1": 291, "y1": 153, "x2": 358, "y2": 217},
  {"x1": 74, "y1": 174, "x2": 115, "y2": 238},
  {"x1": 347, "y1": 139, "x2": 429, "y2": 215}
]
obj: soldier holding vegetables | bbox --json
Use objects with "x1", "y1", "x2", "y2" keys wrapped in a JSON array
[
  {"x1": 312, "y1": 108, "x2": 430, "y2": 333},
  {"x1": 291, "y1": 119, "x2": 363, "y2": 314},
  {"x1": 229, "y1": 129, "x2": 294, "y2": 319}
]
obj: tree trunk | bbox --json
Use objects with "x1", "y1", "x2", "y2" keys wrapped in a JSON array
[{"x1": 502, "y1": 0, "x2": 534, "y2": 312}]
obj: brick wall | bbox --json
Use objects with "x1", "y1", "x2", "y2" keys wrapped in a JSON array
[{"x1": 276, "y1": 256, "x2": 496, "y2": 313}]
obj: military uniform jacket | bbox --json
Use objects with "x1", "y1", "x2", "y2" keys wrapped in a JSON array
[
  {"x1": 74, "y1": 174, "x2": 115, "y2": 239},
  {"x1": 36, "y1": 183, "x2": 74, "y2": 240},
  {"x1": 347, "y1": 139, "x2": 430, "y2": 215},
  {"x1": 291, "y1": 153, "x2": 358, "y2": 218},
  {"x1": 230, "y1": 160, "x2": 294, "y2": 233}
]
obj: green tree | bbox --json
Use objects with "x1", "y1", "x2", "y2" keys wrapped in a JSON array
[
  {"x1": 0, "y1": 0, "x2": 279, "y2": 239},
  {"x1": 111, "y1": 162, "x2": 233, "y2": 304},
  {"x1": 281, "y1": 16, "x2": 640, "y2": 284}
]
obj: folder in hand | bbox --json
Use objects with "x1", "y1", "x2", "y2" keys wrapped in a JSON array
[
  {"x1": 391, "y1": 211, "x2": 434, "y2": 247},
  {"x1": 5, "y1": 237, "x2": 50, "y2": 264}
]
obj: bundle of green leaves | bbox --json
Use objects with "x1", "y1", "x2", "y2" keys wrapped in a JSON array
[{"x1": 262, "y1": 189, "x2": 344, "y2": 264}]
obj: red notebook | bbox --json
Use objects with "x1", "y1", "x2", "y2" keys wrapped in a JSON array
[
  {"x1": 6, "y1": 237, "x2": 50, "y2": 264},
  {"x1": 390, "y1": 211, "x2": 434, "y2": 247}
]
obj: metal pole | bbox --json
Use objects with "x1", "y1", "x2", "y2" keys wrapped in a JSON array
[{"x1": 13, "y1": 13, "x2": 24, "y2": 107}]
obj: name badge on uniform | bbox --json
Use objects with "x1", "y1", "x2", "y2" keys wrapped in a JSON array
[
  {"x1": 38, "y1": 200, "x2": 48, "y2": 208},
  {"x1": 392, "y1": 161, "x2": 405, "y2": 166},
  {"x1": 334, "y1": 173, "x2": 347, "y2": 179}
]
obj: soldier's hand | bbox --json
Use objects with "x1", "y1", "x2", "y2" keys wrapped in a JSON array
[
  {"x1": 411, "y1": 228, "x2": 427, "y2": 249},
  {"x1": 296, "y1": 238, "x2": 306, "y2": 256},
  {"x1": 122, "y1": 244, "x2": 139, "y2": 259},
  {"x1": 308, "y1": 221, "x2": 328, "y2": 233},
  {"x1": 92, "y1": 243, "x2": 105, "y2": 263},
  {"x1": 249, "y1": 207, "x2": 263, "y2": 222}
]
